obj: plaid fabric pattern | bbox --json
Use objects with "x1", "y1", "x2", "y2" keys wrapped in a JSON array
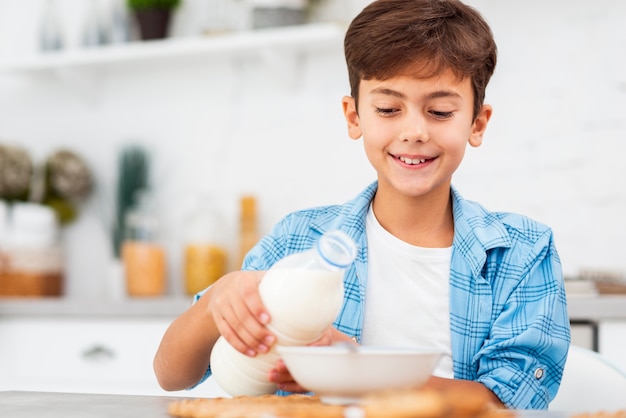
[{"x1": 198, "y1": 181, "x2": 570, "y2": 409}]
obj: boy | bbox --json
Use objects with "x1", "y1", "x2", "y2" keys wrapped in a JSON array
[{"x1": 154, "y1": 0, "x2": 570, "y2": 409}]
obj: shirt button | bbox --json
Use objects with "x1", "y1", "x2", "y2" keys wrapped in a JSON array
[
  {"x1": 351, "y1": 336, "x2": 359, "y2": 343},
  {"x1": 534, "y1": 368, "x2": 544, "y2": 379}
]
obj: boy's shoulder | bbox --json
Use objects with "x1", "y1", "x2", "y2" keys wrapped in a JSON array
[
  {"x1": 452, "y1": 188, "x2": 554, "y2": 249},
  {"x1": 463, "y1": 196, "x2": 551, "y2": 230},
  {"x1": 278, "y1": 183, "x2": 376, "y2": 232},
  {"x1": 284, "y1": 203, "x2": 345, "y2": 219},
  {"x1": 278, "y1": 203, "x2": 360, "y2": 238}
]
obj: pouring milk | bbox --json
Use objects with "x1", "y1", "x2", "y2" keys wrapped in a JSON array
[{"x1": 210, "y1": 230, "x2": 357, "y2": 397}]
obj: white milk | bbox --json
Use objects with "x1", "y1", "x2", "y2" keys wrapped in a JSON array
[{"x1": 260, "y1": 268, "x2": 345, "y2": 344}]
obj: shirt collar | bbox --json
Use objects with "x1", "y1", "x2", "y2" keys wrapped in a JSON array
[
  {"x1": 309, "y1": 181, "x2": 512, "y2": 272},
  {"x1": 451, "y1": 185, "x2": 512, "y2": 274}
]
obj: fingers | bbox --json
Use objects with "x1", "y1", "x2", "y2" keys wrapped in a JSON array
[
  {"x1": 240, "y1": 270, "x2": 270, "y2": 324},
  {"x1": 218, "y1": 315, "x2": 275, "y2": 357},
  {"x1": 309, "y1": 328, "x2": 333, "y2": 347},
  {"x1": 215, "y1": 313, "x2": 262, "y2": 357},
  {"x1": 308, "y1": 326, "x2": 353, "y2": 347},
  {"x1": 268, "y1": 360, "x2": 308, "y2": 393},
  {"x1": 276, "y1": 381, "x2": 308, "y2": 393},
  {"x1": 208, "y1": 270, "x2": 275, "y2": 356}
]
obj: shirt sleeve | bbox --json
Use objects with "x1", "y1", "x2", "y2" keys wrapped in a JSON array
[{"x1": 475, "y1": 230, "x2": 570, "y2": 409}]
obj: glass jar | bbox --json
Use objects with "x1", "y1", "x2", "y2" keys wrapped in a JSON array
[
  {"x1": 0, "y1": 202, "x2": 63, "y2": 297},
  {"x1": 121, "y1": 191, "x2": 166, "y2": 297},
  {"x1": 182, "y1": 195, "x2": 228, "y2": 295}
]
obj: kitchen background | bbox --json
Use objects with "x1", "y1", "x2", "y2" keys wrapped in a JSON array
[
  {"x1": 0, "y1": 0, "x2": 625, "y2": 399},
  {"x1": 2, "y1": 0, "x2": 625, "y2": 300}
]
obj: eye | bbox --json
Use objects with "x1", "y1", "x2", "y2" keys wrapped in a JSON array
[
  {"x1": 429, "y1": 110, "x2": 454, "y2": 120},
  {"x1": 375, "y1": 107, "x2": 399, "y2": 116}
]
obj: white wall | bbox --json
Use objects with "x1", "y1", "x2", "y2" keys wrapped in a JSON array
[{"x1": 0, "y1": 0, "x2": 624, "y2": 299}]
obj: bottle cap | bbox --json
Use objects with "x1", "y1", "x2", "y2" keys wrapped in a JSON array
[{"x1": 316, "y1": 230, "x2": 357, "y2": 269}]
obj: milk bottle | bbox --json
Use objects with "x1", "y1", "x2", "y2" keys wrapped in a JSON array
[{"x1": 210, "y1": 230, "x2": 357, "y2": 397}]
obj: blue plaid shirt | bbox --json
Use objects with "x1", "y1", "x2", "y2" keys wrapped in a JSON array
[{"x1": 201, "y1": 181, "x2": 570, "y2": 409}]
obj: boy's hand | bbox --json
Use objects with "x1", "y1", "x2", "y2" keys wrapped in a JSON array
[
  {"x1": 269, "y1": 327, "x2": 357, "y2": 393},
  {"x1": 268, "y1": 359, "x2": 307, "y2": 393},
  {"x1": 205, "y1": 270, "x2": 276, "y2": 357}
]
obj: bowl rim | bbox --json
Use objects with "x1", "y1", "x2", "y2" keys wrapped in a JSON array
[{"x1": 277, "y1": 345, "x2": 444, "y2": 356}]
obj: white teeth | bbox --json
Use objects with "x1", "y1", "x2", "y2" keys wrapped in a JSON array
[{"x1": 399, "y1": 156, "x2": 426, "y2": 165}]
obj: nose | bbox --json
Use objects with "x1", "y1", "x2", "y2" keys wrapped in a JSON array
[{"x1": 399, "y1": 112, "x2": 428, "y2": 143}]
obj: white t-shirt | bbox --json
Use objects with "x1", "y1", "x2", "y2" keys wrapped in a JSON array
[{"x1": 360, "y1": 206, "x2": 454, "y2": 378}]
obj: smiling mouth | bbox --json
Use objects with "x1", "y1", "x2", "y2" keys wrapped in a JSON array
[{"x1": 398, "y1": 156, "x2": 429, "y2": 165}]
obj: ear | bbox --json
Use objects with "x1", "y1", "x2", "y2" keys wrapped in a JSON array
[
  {"x1": 468, "y1": 104, "x2": 493, "y2": 148},
  {"x1": 342, "y1": 96, "x2": 362, "y2": 140}
]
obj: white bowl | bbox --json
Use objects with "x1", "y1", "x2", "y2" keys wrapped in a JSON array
[{"x1": 277, "y1": 345, "x2": 442, "y2": 404}]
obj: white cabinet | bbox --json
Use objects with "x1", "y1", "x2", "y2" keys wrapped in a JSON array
[
  {"x1": 0, "y1": 316, "x2": 227, "y2": 398},
  {"x1": 598, "y1": 320, "x2": 626, "y2": 373},
  {"x1": 570, "y1": 321, "x2": 596, "y2": 351}
]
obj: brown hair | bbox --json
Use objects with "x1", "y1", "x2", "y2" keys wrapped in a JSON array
[{"x1": 344, "y1": 0, "x2": 497, "y2": 119}]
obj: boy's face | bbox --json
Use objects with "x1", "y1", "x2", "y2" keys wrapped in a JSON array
[{"x1": 342, "y1": 69, "x2": 492, "y2": 200}]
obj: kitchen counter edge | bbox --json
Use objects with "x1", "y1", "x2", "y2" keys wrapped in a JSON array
[
  {"x1": 1, "y1": 295, "x2": 625, "y2": 321},
  {"x1": 0, "y1": 296, "x2": 193, "y2": 318}
]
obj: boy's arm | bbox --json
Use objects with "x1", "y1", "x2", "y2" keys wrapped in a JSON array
[
  {"x1": 153, "y1": 270, "x2": 273, "y2": 391},
  {"x1": 472, "y1": 231, "x2": 570, "y2": 409},
  {"x1": 153, "y1": 293, "x2": 218, "y2": 390},
  {"x1": 424, "y1": 376, "x2": 505, "y2": 409}
]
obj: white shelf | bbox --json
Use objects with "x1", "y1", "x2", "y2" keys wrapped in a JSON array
[{"x1": 0, "y1": 23, "x2": 346, "y2": 74}]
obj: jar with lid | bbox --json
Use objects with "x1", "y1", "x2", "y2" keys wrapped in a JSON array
[
  {"x1": 182, "y1": 195, "x2": 228, "y2": 295},
  {"x1": 0, "y1": 202, "x2": 63, "y2": 297},
  {"x1": 39, "y1": 0, "x2": 64, "y2": 52},
  {"x1": 121, "y1": 190, "x2": 166, "y2": 297},
  {"x1": 0, "y1": 200, "x2": 9, "y2": 289},
  {"x1": 0, "y1": 199, "x2": 7, "y2": 249}
]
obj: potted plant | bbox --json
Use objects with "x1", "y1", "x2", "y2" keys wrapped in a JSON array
[{"x1": 127, "y1": 0, "x2": 181, "y2": 40}]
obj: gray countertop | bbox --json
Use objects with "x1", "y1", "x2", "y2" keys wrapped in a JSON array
[
  {"x1": 0, "y1": 391, "x2": 568, "y2": 418},
  {"x1": 0, "y1": 391, "x2": 177, "y2": 418},
  {"x1": 0, "y1": 296, "x2": 193, "y2": 318},
  {"x1": 0, "y1": 295, "x2": 625, "y2": 322},
  {"x1": 1, "y1": 295, "x2": 626, "y2": 321}
]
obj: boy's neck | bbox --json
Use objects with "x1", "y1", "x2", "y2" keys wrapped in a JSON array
[{"x1": 371, "y1": 183, "x2": 454, "y2": 248}]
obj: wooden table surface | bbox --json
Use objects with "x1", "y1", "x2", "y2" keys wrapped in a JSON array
[{"x1": 0, "y1": 391, "x2": 572, "y2": 418}]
